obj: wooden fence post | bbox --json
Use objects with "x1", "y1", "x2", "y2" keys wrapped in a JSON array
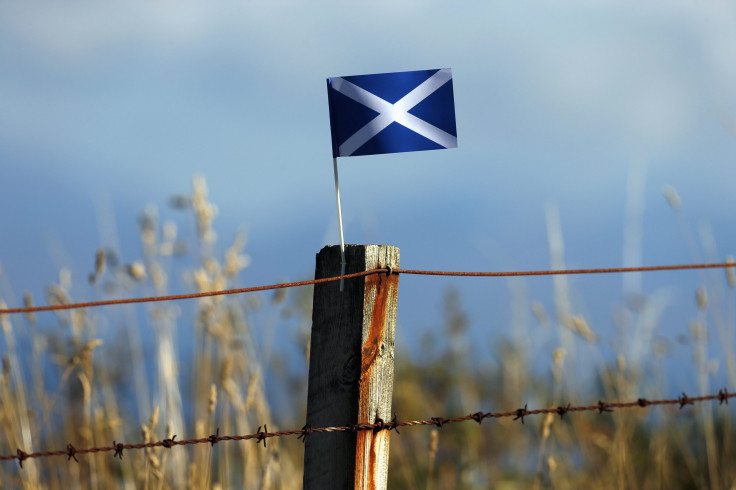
[{"x1": 304, "y1": 244, "x2": 400, "y2": 490}]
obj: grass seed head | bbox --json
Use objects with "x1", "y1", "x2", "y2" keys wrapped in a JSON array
[
  {"x1": 127, "y1": 261, "x2": 146, "y2": 282},
  {"x1": 696, "y1": 287, "x2": 708, "y2": 311},
  {"x1": 22, "y1": 292, "x2": 37, "y2": 325},
  {"x1": 95, "y1": 248, "x2": 105, "y2": 278},
  {"x1": 662, "y1": 185, "x2": 681, "y2": 211},
  {"x1": 532, "y1": 302, "x2": 549, "y2": 327},
  {"x1": 726, "y1": 256, "x2": 735, "y2": 288},
  {"x1": 209, "y1": 384, "x2": 218, "y2": 414}
]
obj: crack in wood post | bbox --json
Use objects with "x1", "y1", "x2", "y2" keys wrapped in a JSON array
[{"x1": 355, "y1": 252, "x2": 399, "y2": 490}]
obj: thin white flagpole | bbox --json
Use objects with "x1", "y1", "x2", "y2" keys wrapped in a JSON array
[{"x1": 333, "y1": 157, "x2": 347, "y2": 291}]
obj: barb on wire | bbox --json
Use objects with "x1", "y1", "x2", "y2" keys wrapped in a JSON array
[
  {"x1": 113, "y1": 441, "x2": 124, "y2": 460},
  {"x1": 2, "y1": 389, "x2": 733, "y2": 467},
  {"x1": 513, "y1": 405, "x2": 529, "y2": 424},
  {"x1": 66, "y1": 444, "x2": 78, "y2": 463},
  {"x1": 208, "y1": 428, "x2": 221, "y2": 447},
  {"x1": 297, "y1": 424, "x2": 312, "y2": 444},
  {"x1": 719, "y1": 389, "x2": 730, "y2": 405},
  {"x1": 556, "y1": 404, "x2": 571, "y2": 419},
  {"x1": 389, "y1": 414, "x2": 401, "y2": 433},
  {"x1": 160, "y1": 436, "x2": 177, "y2": 449},
  {"x1": 1, "y1": 262, "x2": 733, "y2": 315},
  {"x1": 679, "y1": 393, "x2": 693, "y2": 409},
  {"x1": 255, "y1": 425, "x2": 268, "y2": 448},
  {"x1": 597, "y1": 400, "x2": 613, "y2": 413}
]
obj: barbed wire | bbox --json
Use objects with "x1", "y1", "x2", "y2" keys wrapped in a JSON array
[
  {"x1": 1, "y1": 388, "x2": 732, "y2": 467},
  {"x1": 0, "y1": 261, "x2": 733, "y2": 315}
]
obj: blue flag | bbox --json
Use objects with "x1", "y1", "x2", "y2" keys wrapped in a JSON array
[{"x1": 326, "y1": 68, "x2": 457, "y2": 158}]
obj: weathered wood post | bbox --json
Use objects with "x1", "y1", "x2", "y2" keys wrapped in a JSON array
[{"x1": 304, "y1": 244, "x2": 400, "y2": 490}]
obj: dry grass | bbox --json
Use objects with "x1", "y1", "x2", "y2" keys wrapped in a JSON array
[
  {"x1": 0, "y1": 177, "x2": 734, "y2": 488},
  {"x1": 0, "y1": 176, "x2": 302, "y2": 489},
  {"x1": 388, "y1": 192, "x2": 736, "y2": 489}
]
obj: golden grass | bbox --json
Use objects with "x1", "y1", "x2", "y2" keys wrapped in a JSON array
[{"x1": 0, "y1": 177, "x2": 733, "y2": 488}]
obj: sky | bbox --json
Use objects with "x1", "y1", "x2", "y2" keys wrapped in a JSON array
[{"x1": 1, "y1": 1, "x2": 736, "y2": 395}]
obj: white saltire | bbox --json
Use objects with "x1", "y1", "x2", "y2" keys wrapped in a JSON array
[{"x1": 331, "y1": 69, "x2": 457, "y2": 157}]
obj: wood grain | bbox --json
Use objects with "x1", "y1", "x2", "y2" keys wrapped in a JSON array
[{"x1": 304, "y1": 245, "x2": 399, "y2": 490}]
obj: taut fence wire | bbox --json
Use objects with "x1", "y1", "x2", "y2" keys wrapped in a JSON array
[
  {"x1": 0, "y1": 261, "x2": 733, "y2": 315},
  {"x1": 1, "y1": 389, "x2": 732, "y2": 467}
]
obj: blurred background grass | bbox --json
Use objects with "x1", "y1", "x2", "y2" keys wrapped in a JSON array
[{"x1": 1, "y1": 176, "x2": 734, "y2": 489}]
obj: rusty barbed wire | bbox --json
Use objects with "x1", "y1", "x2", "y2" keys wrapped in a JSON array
[
  {"x1": 1, "y1": 389, "x2": 732, "y2": 467},
  {"x1": 0, "y1": 262, "x2": 733, "y2": 315}
]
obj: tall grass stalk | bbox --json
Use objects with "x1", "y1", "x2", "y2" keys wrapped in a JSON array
[{"x1": 0, "y1": 177, "x2": 733, "y2": 488}]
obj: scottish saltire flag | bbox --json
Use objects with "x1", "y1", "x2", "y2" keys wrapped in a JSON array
[{"x1": 326, "y1": 68, "x2": 457, "y2": 157}]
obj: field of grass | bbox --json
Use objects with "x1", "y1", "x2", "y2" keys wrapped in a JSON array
[{"x1": 1, "y1": 176, "x2": 734, "y2": 489}]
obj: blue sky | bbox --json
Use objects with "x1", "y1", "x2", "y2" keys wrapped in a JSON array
[{"x1": 1, "y1": 1, "x2": 735, "y2": 394}]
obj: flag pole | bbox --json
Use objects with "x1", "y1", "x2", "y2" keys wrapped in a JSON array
[{"x1": 333, "y1": 157, "x2": 347, "y2": 291}]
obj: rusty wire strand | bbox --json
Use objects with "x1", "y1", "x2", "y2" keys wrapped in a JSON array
[
  {"x1": 0, "y1": 262, "x2": 733, "y2": 315},
  {"x1": 2, "y1": 389, "x2": 733, "y2": 466}
]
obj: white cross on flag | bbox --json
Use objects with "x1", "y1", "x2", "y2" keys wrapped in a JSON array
[{"x1": 326, "y1": 68, "x2": 457, "y2": 157}]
